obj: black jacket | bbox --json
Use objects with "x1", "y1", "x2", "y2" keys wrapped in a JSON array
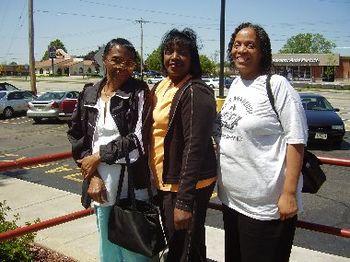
[
  {"x1": 67, "y1": 77, "x2": 151, "y2": 189},
  {"x1": 148, "y1": 79, "x2": 217, "y2": 212}
]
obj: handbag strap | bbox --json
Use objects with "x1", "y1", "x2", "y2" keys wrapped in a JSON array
[
  {"x1": 115, "y1": 133, "x2": 153, "y2": 209},
  {"x1": 265, "y1": 74, "x2": 281, "y2": 125},
  {"x1": 115, "y1": 164, "x2": 126, "y2": 205},
  {"x1": 130, "y1": 133, "x2": 154, "y2": 199}
]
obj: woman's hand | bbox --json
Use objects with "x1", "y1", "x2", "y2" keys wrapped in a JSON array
[
  {"x1": 174, "y1": 208, "x2": 192, "y2": 230},
  {"x1": 87, "y1": 174, "x2": 107, "y2": 204},
  {"x1": 278, "y1": 192, "x2": 298, "y2": 221},
  {"x1": 77, "y1": 152, "x2": 101, "y2": 180}
]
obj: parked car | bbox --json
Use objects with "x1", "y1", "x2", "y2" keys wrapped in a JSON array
[
  {"x1": 299, "y1": 93, "x2": 345, "y2": 147},
  {"x1": 0, "y1": 82, "x2": 21, "y2": 91},
  {"x1": 224, "y1": 78, "x2": 234, "y2": 89},
  {"x1": 147, "y1": 75, "x2": 164, "y2": 84},
  {"x1": 0, "y1": 90, "x2": 37, "y2": 118},
  {"x1": 202, "y1": 77, "x2": 219, "y2": 89},
  {"x1": 27, "y1": 91, "x2": 79, "y2": 123}
]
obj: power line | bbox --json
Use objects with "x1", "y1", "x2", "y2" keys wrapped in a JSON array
[
  {"x1": 77, "y1": 0, "x2": 219, "y2": 22},
  {"x1": 4, "y1": 1, "x2": 26, "y2": 62}
]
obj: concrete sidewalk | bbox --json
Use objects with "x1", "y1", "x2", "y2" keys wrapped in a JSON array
[{"x1": 0, "y1": 174, "x2": 349, "y2": 262}]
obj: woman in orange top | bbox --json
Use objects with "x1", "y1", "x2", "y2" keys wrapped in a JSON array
[{"x1": 147, "y1": 28, "x2": 217, "y2": 261}]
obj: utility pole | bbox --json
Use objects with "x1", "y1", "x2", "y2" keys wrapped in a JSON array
[
  {"x1": 28, "y1": 0, "x2": 37, "y2": 95},
  {"x1": 135, "y1": 18, "x2": 149, "y2": 80}
]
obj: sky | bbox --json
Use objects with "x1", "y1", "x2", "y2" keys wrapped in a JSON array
[{"x1": 0, "y1": 0, "x2": 349, "y2": 65}]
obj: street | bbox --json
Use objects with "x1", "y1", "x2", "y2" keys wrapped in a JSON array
[{"x1": 0, "y1": 77, "x2": 349, "y2": 257}]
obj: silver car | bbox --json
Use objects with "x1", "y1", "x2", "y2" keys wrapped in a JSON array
[
  {"x1": 27, "y1": 91, "x2": 79, "y2": 123},
  {"x1": 0, "y1": 90, "x2": 37, "y2": 118}
]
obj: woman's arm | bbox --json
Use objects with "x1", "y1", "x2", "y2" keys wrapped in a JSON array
[
  {"x1": 67, "y1": 87, "x2": 91, "y2": 164},
  {"x1": 176, "y1": 84, "x2": 216, "y2": 211},
  {"x1": 278, "y1": 143, "x2": 304, "y2": 220}
]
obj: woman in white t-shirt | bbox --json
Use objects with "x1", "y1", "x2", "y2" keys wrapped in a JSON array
[{"x1": 214, "y1": 22, "x2": 308, "y2": 262}]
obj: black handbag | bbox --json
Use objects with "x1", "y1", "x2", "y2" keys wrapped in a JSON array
[
  {"x1": 265, "y1": 75, "x2": 326, "y2": 194},
  {"x1": 108, "y1": 138, "x2": 166, "y2": 258},
  {"x1": 301, "y1": 150, "x2": 326, "y2": 193}
]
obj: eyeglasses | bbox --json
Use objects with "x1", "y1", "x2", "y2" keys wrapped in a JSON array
[{"x1": 106, "y1": 58, "x2": 136, "y2": 69}]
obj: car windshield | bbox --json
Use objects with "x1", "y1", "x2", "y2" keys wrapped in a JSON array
[
  {"x1": 0, "y1": 93, "x2": 6, "y2": 99},
  {"x1": 301, "y1": 96, "x2": 334, "y2": 111},
  {"x1": 37, "y1": 92, "x2": 65, "y2": 101}
]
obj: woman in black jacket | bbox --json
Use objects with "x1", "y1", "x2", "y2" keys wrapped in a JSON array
[
  {"x1": 148, "y1": 28, "x2": 217, "y2": 261},
  {"x1": 67, "y1": 38, "x2": 152, "y2": 261}
]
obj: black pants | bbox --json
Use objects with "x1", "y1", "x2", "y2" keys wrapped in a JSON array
[
  {"x1": 157, "y1": 183, "x2": 215, "y2": 262},
  {"x1": 223, "y1": 204, "x2": 297, "y2": 262}
]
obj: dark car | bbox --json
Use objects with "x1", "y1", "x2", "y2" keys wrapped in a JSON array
[
  {"x1": 0, "y1": 82, "x2": 21, "y2": 91},
  {"x1": 0, "y1": 90, "x2": 37, "y2": 118},
  {"x1": 224, "y1": 78, "x2": 234, "y2": 89},
  {"x1": 27, "y1": 91, "x2": 79, "y2": 123},
  {"x1": 299, "y1": 93, "x2": 345, "y2": 147}
]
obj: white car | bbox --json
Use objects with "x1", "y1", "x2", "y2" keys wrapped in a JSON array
[
  {"x1": 147, "y1": 76, "x2": 164, "y2": 84},
  {"x1": 202, "y1": 78, "x2": 219, "y2": 89},
  {"x1": 0, "y1": 90, "x2": 37, "y2": 118}
]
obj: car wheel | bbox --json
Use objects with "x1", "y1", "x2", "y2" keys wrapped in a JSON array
[
  {"x1": 33, "y1": 117, "x2": 42, "y2": 123},
  {"x1": 3, "y1": 107, "x2": 14, "y2": 118}
]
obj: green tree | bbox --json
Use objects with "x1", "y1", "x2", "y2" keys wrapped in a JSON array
[
  {"x1": 144, "y1": 47, "x2": 162, "y2": 71},
  {"x1": 200, "y1": 54, "x2": 216, "y2": 76},
  {"x1": 83, "y1": 50, "x2": 98, "y2": 61},
  {"x1": 279, "y1": 33, "x2": 336, "y2": 54},
  {"x1": 42, "y1": 39, "x2": 67, "y2": 61}
]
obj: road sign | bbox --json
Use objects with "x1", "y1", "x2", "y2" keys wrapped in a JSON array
[{"x1": 49, "y1": 47, "x2": 56, "y2": 59}]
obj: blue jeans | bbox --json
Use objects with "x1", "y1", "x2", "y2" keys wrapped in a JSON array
[{"x1": 95, "y1": 205, "x2": 152, "y2": 262}]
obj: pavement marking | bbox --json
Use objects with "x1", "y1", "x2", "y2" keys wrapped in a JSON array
[
  {"x1": 22, "y1": 162, "x2": 54, "y2": 170},
  {"x1": 45, "y1": 165, "x2": 74, "y2": 174},
  {"x1": 64, "y1": 173, "x2": 83, "y2": 182},
  {"x1": 0, "y1": 116, "x2": 29, "y2": 125},
  {"x1": 4, "y1": 153, "x2": 19, "y2": 157}
]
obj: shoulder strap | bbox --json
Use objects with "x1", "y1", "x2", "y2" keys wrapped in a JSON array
[{"x1": 265, "y1": 74, "x2": 281, "y2": 124}]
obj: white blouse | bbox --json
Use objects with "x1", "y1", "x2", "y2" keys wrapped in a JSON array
[{"x1": 92, "y1": 97, "x2": 147, "y2": 207}]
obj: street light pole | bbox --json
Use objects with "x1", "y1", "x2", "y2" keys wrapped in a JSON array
[
  {"x1": 28, "y1": 0, "x2": 37, "y2": 95},
  {"x1": 219, "y1": 0, "x2": 226, "y2": 98},
  {"x1": 217, "y1": 0, "x2": 226, "y2": 111},
  {"x1": 135, "y1": 18, "x2": 149, "y2": 80}
]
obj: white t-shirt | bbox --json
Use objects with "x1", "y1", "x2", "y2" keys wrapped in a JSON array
[
  {"x1": 92, "y1": 95, "x2": 147, "y2": 207},
  {"x1": 215, "y1": 74, "x2": 308, "y2": 220}
]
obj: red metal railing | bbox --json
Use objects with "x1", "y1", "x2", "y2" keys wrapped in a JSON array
[
  {"x1": 0, "y1": 151, "x2": 72, "y2": 172},
  {"x1": 0, "y1": 151, "x2": 349, "y2": 242},
  {"x1": 0, "y1": 208, "x2": 94, "y2": 242}
]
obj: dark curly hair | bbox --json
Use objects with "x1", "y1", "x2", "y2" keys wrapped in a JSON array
[
  {"x1": 227, "y1": 22, "x2": 272, "y2": 75},
  {"x1": 103, "y1": 38, "x2": 137, "y2": 61},
  {"x1": 160, "y1": 28, "x2": 202, "y2": 78}
]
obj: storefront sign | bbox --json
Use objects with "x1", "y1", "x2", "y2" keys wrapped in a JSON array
[{"x1": 272, "y1": 57, "x2": 319, "y2": 63}]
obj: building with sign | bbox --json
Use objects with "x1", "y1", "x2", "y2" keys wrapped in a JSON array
[
  {"x1": 35, "y1": 58, "x2": 97, "y2": 76},
  {"x1": 35, "y1": 48, "x2": 98, "y2": 76},
  {"x1": 272, "y1": 53, "x2": 350, "y2": 82}
]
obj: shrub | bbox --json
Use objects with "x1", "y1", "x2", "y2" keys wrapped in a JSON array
[{"x1": 0, "y1": 200, "x2": 38, "y2": 262}]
